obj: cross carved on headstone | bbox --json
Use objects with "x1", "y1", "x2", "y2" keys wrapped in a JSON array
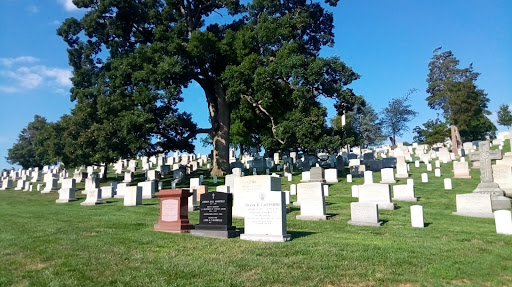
[{"x1": 469, "y1": 141, "x2": 502, "y2": 183}]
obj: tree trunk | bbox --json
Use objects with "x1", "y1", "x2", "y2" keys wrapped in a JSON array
[
  {"x1": 203, "y1": 80, "x2": 231, "y2": 177},
  {"x1": 101, "y1": 163, "x2": 108, "y2": 182}
]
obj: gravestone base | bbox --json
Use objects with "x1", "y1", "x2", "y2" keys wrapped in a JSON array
[
  {"x1": 452, "y1": 211, "x2": 494, "y2": 218},
  {"x1": 80, "y1": 199, "x2": 103, "y2": 206},
  {"x1": 395, "y1": 173, "x2": 409, "y2": 178},
  {"x1": 377, "y1": 203, "x2": 396, "y2": 210},
  {"x1": 473, "y1": 182, "x2": 506, "y2": 195},
  {"x1": 292, "y1": 202, "x2": 301, "y2": 207},
  {"x1": 154, "y1": 222, "x2": 194, "y2": 233},
  {"x1": 307, "y1": 179, "x2": 326, "y2": 183},
  {"x1": 491, "y1": 195, "x2": 512, "y2": 209},
  {"x1": 240, "y1": 233, "x2": 291, "y2": 242},
  {"x1": 380, "y1": 180, "x2": 396, "y2": 184},
  {"x1": 190, "y1": 227, "x2": 238, "y2": 239},
  {"x1": 296, "y1": 215, "x2": 328, "y2": 221},
  {"x1": 348, "y1": 220, "x2": 383, "y2": 227},
  {"x1": 473, "y1": 183, "x2": 511, "y2": 209},
  {"x1": 56, "y1": 198, "x2": 77, "y2": 203},
  {"x1": 392, "y1": 197, "x2": 418, "y2": 202}
]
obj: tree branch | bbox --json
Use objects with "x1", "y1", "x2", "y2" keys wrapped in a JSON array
[{"x1": 241, "y1": 94, "x2": 286, "y2": 145}]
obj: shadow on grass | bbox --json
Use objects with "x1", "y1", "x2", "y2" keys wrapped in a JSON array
[
  {"x1": 289, "y1": 230, "x2": 315, "y2": 239},
  {"x1": 425, "y1": 222, "x2": 432, "y2": 227},
  {"x1": 143, "y1": 203, "x2": 158, "y2": 206},
  {"x1": 286, "y1": 206, "x2": 300, "y2": 212},
  {"x1": 327, "y1": 213, "x2": 339, "y2": 219}
]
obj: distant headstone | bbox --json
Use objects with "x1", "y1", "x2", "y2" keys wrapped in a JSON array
[
  {"x1": 492, "y1": 165, "x2": 512, "y2": 195},
  {"x1": 81, "y1": 188, "x2": 103, "y2": 206},
  {"x1": 124, "y1": 186, "x2": 142, "y2": 206},
  {"x1": 324, "y1": 169, "x2": 338, "y2": 183},
  {"x1": 349, "y1": 165, "x2": 365, "y2": 178},
  {"x1": 348, "y1": 202, "x2": 382, "y2": 227},
  {"x1": 351, "y1": 185, "x2": 359, "y2": 198},
  {"x1": 392, "y1": 184, "x2": 417, "y2": 202},
  {"x1": 434, "y1": 168, "x2": 441, "y2": 177},
  {"x1": 453, "y1": 162, "x2": 471, "y2": 178},
  {"x1": 395, "y1": 156, "x2": 408, "y2": 178},
  {"x1": 444, "y1": 178, "x2": 452, "y2": 190},
  {"x1": 290, "y1": 184, "x2": 297, "y2": 195},
  {"x1": 363, "y1": 171, "x2": 374, "y2": 185},
  {"x1": 309, "y1": 167, "x2": 325, "y2": 183},
  {"x1": 421, "y1": 173, "x2": 428, "y2": 183},
  {"x1": 494, "y1": 210, "x2": 512, "y2": 235},
  {"x1": 296, "y1": 182, "x2": 327, "y2": 221},
  {"x1": 453, "y1": 193, "x2": 494, "y2": 218},
  {"x1": 410, "y1": 205, "x2": 424, "y2": 228},
  {"x1": 358, "y1": 184, "x2": 395, "y2": 210},
  {"x1": 346, "y1": 174, "x2": 353, "y2": 183},
  {"x1": 138, "y1": 181, "x2": 156, "y2": 199},
  {"x1": 380, "y1": 168, "x2": 396, "y2": 184}
]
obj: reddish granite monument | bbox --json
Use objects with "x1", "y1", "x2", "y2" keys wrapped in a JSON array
[{"x1": 154, "y1": 189, "x2": 194, "y2": 233}]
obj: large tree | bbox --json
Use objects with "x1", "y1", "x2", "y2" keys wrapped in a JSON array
[
  {"x1": 6, "y1": 115, "x2": 55, "y2": 169},
  {"x1": 58, "y1": 0, "x2": 359, "y2": 176},
  {"x1": 381, "y1": 89, "x2": 418, "y2": 147},
  {"x1": 445, "y1": 80, "x2": 496, "y2": 140},
  {"x1": 426, "y1": 48, "x2": 495, "y2": 140},
  {"x1": 352, "y1": 103, "x2": 385, "y2": 148},
  {"x1": 497, "y1": 104, "x2": 512, "y2": 129},
  {"x1": 413, "y1": 119, "x2": 450, "y2": 146}
]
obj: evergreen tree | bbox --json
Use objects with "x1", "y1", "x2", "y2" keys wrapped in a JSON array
[
  {"x1": 426, "y1": 48, "x2": 495, "y2": 140},
  {"x1": 497, "y1": 104, "x2": 512, "y2": 128}
]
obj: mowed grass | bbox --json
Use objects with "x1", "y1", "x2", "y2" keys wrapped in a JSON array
[{"x1": 1, "y1": 144, "x2": 512, "y2": 286}]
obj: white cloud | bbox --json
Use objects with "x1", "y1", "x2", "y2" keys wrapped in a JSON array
[
  {"x1": 0, "y1": 56, "x2": 39, "y2": 67},
  {"x1": 0, "y1": 57, "x2": 72, "y2": 94},
  {"x1": 58, "y1": 0, "x2": 78, "y2": 11}
]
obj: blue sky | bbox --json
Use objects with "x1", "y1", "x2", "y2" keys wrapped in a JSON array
[{"x1": 0, "y1": 0, "x2": 511, "y2": 170}]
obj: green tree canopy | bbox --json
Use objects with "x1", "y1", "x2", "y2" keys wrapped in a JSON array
[
  {"x1": 497, "y1": 104, "x2": 512, "y2": 128},
  {"x1": 381, "y1": 89, "x2": 418, "y2": 147},
  {"x1": 426, "y1": 47, "x2": 479, "y2": 118},
  {"x1": 445, "y1": 80, "x2": 496, "y2": 140},
  {"x1": 352, "y1": 103, "x2": 386, "y2": 148},
  {"x1": 58, "y1": 0, "x2": 359, "y2": 175},
  {"x1": 426, "y1": 48, "x2": 495, "y2": 140},
  {"x1": 413, "y1": 119, "x2": 450, "y2": 146},
  {"x1": 6, "y1": 115, "x2": 55, "y2": 169}
]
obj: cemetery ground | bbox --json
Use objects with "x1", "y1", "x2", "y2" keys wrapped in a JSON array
[{"x1": 1, "y1": 150, "x2": 512, "y2": 286}]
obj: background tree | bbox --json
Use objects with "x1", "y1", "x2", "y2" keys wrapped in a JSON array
[
  {"x1": 6, "y1": 115, "x2": 54, "y2": 169},
  {"x1": 352, "y1": 103, "x2": 386, "y2": 148},
  {"x1": 382, "y1": 89, "x2": 418, "y2": 147},
  {"x1": 58, "y1": 0, "x2": 359, "y2": 176},
  {"x1": 426, "y1": 48, "x2": 495, "y2": 140},
  {"x1": 445, "y1": 80, "x2": 496, "y2": 140},
  {"x1": 497, "y1": 104, "x2": 512, "y2": 128},
  {"x1": 413, "y1": 119, "x2": 450, "y2": 146}
]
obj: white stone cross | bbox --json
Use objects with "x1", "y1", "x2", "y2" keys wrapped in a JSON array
[{"x1": 469, "y1": 141, "x2": 501, "y2": 183}]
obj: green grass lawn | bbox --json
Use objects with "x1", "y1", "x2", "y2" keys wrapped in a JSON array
[{"x1": 1, "y1": 145, "x2": 512, "y2": 286}]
